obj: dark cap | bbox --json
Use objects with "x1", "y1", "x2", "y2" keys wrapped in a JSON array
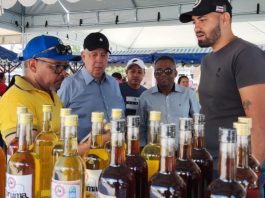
[
  {"x1": 179, "y1": 0, "x2": 232, "y2": 23},
  {"x1": 83, "y1": 32, "x2": 111, "y2": 54}
]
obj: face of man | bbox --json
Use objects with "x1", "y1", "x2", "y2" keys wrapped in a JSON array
[
  {"x1": 154, "y1": 59, "x2": 177, "y2": 90},
  {"x1": 179, "y1": 77, "x2": 189, "y2": 87},
  {"x1": 81, "y1": 48, "x2": 109, "y2": 80},
  {"x1": 126, "y1": 64, "x2": 145, "y2": 89},
  {"x1": 192, "y1": 12, "x2": 222, "y2": 48}
]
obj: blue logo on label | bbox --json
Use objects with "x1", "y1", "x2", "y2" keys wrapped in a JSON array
[{"x1": 69, "y1": 186, "x2": 77, "y2": 198}]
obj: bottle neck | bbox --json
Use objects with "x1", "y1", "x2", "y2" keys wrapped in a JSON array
[
  {"x1": 178, "y1": 130, "x2": 192, "y2": 160},
  {"x1": 18, "y1": 122, "x2": 31, "y2": 151},
  {"x1": 59, "y1": 117, "x2": 65, "y2": 140},
  {"x1": 148, "y1": 120, "x2": 160, "y2": 144},
  {"x1": 16, "y1": 116, "x2": 20, "y2": 137},
  {"x1": 160, "y1": 136, "x2": 176, "y2": 173},
  {"x1": 192, "y1": 124, "x2": 205, "y2": 149},
  {"x1": 237, "y1": 135, "x2": 249, "y2": 168},
  {"x1": 110, "y1": 132, "x2": 125, "y2": 166},
  {"x1": 63, "y1": 125, "x2": 78, "y2": 156},
  {"x1": 42, "y1": 112, "x2": 52, "y2": 133},
  {"x1": 91, "y1": 121, "x2": 104, "y2": 148},
  {"x1": 127, "y1": 126, "x2": 140, "y2": 155},
  {"x1": 219, "y1": 142, "x2": 237, "y2": 181}
]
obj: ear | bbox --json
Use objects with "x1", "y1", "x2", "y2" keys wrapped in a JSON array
[
  {"x1": 174, "y1": 69, "x2": 178, "y2": 77},
  {"x1": 221, "y1": 12, "x2": 231, "y2": 25},
  {"x1": 81, "y1": 50, "x2": 87, "y2": 62},
  {"x1": 27, "y1": 59, "x2": 38, "y2": 73}
]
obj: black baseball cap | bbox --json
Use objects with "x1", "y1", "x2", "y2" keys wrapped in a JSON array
[
  {"x1": 179, "y1": 0, "x2": 232, "y2": 23},
  {"x1": 83, "y1": 32, "x2": 111, "y2": 54}
]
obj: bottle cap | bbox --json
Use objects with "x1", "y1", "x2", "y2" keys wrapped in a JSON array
[
  {"x1": 60, "y1": 108, "x2": 71, "y2": 117},
  {"x1": 238, "y1": 117, "x2": 252, "y2": 129},
  {"x1": 219, "y1": 127, "x2": 237, "y2": 143},
  {"x1": 111, "y1": 109, "x2": 122, "y2": 120},
  {"x1": 233, "y1": 122, "x2": 249, "y2": 136},
  {"x1": 16, "y1": 106, "x2": 27, "y2": 115},
  {"x1": 43, "y1": 104, "x2": 52, "y2": 112},
  {"x1": 111, "y1": 119, "x2": 126, "y2": 133},
  {"x1": 161, "y1": 123, "x2": 176, "y2": 138},
  {"x1": 179, "y1": 117, "x2": 193, "y2": 131},
  {"x1": 20, "y1": 113, "x2": 33, "y2": 124},
  {"x1": 149, "y1": 111, "x2": 161, "y2": 121},
  {"x1": 127, "y1": 115, "x2": 140, "y2": 127},
  {"x1": 193, "y1": 113, "x2": 205, "y2": 125},
  {"x1": 91, "y1": 112, "x2": 104, "y2": 122},
  {"x1": 65, "y1": 115, "x2": 78, "y2": 126}
]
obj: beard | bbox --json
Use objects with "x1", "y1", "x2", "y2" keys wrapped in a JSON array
[{"x1": 198, "y1": 23, "x2": 221, "y2": 48}]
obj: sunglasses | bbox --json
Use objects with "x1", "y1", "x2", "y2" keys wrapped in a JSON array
[
  {"x1": 154, "y1": 68, "x2": 175, "y2": 76},
  {"x1": 35, "y1": 59, "x2": 69, "y2": 74},
  {"x1": 32, "y1": 44, "x2": 72, "y2": 58}
]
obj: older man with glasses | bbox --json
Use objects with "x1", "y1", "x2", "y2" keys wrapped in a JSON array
[
  {"x1": 137, "y1": 55, "x2": 200, "y2": 147},
  {"x1": 0, "y1": 35, "x2": 80, "y2": 145}
]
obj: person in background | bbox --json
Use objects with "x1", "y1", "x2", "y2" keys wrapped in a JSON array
[
  {"x1": 58, "y1": 32, "x2": 125, "y2": 156},
  {"x1": 0, "y1": 72, "x2": 7, "y2": 96},
  {"x1": 180, "y1": 0, "x2": 265, "y2": 167},
  {"x1": 177, "y1": 75, "x2": 189, "y2": 88},
  {"x1": 112, "y1": 72, "x2": 123, "y2": 84},
  {"x1": 120, "y1": 58, "x2": 146, "y2": 116},
  {"x1": 137, "y1": 55, "x2": 200, "y2": 146},
  {"x1": 0, "y1": 35, "x2": 80, "y2": 145}
]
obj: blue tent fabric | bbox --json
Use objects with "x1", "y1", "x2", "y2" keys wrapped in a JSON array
[{"x1": 0, "y1": 46, "x2": 18, "y2": 61}]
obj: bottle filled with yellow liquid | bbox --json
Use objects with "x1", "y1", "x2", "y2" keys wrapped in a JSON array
[
  {"x1": 141, "y1": 111, "x2": 161, "y2": 181},
  {"x1": 52, "y1": 115, "x2": 86, "y2": 198},
  {"x1": 34, "y1": 104, "x2": 58, "y2": 197},
  {"x1": 52, "y1": 108, "x2": 72, "y2": 165},
  {"x1": 6, "y1": 113, "x2": 40, "y2": 197},
  {"x1": 83, "y1": 112, "x2": 110, "y2": 197}
]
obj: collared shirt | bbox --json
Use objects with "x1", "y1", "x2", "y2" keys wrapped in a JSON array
[
  {"x1": 0, "y1": 76, "x2": 62, "y2": 142},
  {"x1": 58, "y1": 67, "x2": 125, "y2": 143},
  {"x1": 136, "y1": 83, "x2": 200, "y2": 146}
]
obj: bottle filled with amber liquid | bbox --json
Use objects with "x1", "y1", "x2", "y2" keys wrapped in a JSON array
[
  {"x1": 192, "y1": 113, "x2": 213, "y2": 198},
  {"x1": 34, "y1": 104, "x2": 58, "y2": 197},
  {"x1": 234, "y1": 122, "x2": 259, "y2": 197},
  {"x1": 141, "y1": 111, "x2": 161, "y2": 181},
  {"x1": 83, "y1": 112, "x2": 110, "y2": 197},
  {"x1": 0, "y1": 139, "x2": 6, "y2": 198},
  {"x1": 52, "y1": 108, "x2": 71, "y2": 165},
  {"x1": 150, "y1": 123, "x2": 186, "y2": 198},
  {"x1": 98, "y1": 119, "x2": 135, "y2": 198},
  {"x1": 52, "y1": 115, "x2": 86, "y2": 198},
  {"x1": 7, "y1": 106, "x2": 28, "y2": 163},
  {"x1": 125, "y1": 115, "x2": 148, "y2": 198},
  {"x1": 208, "y1": 127, "x2": 246, "y2": 197},
  {"x1": 6, "y1": 113, "x2": 40, "y2": 197}
]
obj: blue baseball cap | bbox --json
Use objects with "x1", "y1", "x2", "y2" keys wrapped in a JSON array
[{"x1": 19, "y1": 35, "x2": 81, "y2": 61}]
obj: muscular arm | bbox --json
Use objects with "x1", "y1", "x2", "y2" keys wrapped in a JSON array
[{"x1": 239, "y1": 84, "x2": 265, "y2": 164}]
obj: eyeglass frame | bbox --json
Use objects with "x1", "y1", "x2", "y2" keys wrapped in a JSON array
[
  {"x1": 34, "y1": 58, "x2": 69, "y2": 74},
  {"x1": 32, "y1": 44, "x2": 72, "y2": 59},
  {"x1": 154, "y1": 67, "x2": 176, "y2": 76}
]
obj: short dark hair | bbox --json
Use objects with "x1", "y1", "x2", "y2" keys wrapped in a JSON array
[
  {"x1": 177, "y1": 75, "x2": 189, "y2": 84},
  {"x1": 112, "y1": 72, "x2": 122, "y2": 80},
  {"x1": 154, "y1": 56, "x2": 176, "y2": 68}
]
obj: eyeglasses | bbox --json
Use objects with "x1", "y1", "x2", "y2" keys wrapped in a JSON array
[
  {"x1": 35, "y1": 59, "x2": 69, "y2": 74},
  {"x1": 32, "y1": 44, "x2": 72, "y2": 58},
  {"x1": 154, "y1": 68, "x2": 175, "y2": 76}
]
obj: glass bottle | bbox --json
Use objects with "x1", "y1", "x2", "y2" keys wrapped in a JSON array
[
  {"x1": 125, "y1": 115, "x2": 148, "y2": 198},
  {"x1": 192, "y1": 113, "x2": 213, "y2": 198},
  {"x1": 234, "y1": 122, "x2": 259, "y2": 197},
  {"x1": 141, "y1": 111, "x2": 161, "y2": 181},
  {"x1": 52, "y1": 108, "x2": 71, "y2": 165},
  {"x1": 83, "y1": 112, "x2": 110, "y2": 197},
  {"x1": 0, "y1": 143, "x2": 5, "y2": 198},
  {"x1": 150, "y1": 123, "x2": 186, "y2": 198},
  {"x1": 98, "y1": 119, "x2": 136, "y2": 198},
  {"x1": 7, "y1": 106, "x2": 28, "y2": 163},
  {"x1": 208, "y1": 127, "x2": 246, "y2": 197},
  {"x1": 52, "y1": 115, "x2": 86, "y2": 198},
  {"x1": 34, "y1": 104, "x2": 58, "y2": 197},
  {"x1": 176, "y1": 117, "x2": 201, "y2": 198},
  {"x1": 6, "y1": 113, "x2": 40, "y2": 197}
]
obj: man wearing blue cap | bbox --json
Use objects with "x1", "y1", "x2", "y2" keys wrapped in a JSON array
[{"x1": 0, "y1": 35, "x2": 80, "y2": 145}]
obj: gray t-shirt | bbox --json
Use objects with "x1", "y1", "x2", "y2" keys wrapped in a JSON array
[{"x1": 199, "y1": 37, "x2": 265, "y2": 157}]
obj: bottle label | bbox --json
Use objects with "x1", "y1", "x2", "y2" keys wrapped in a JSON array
[
  {"x1": 98, "y1": 191, "x2": 116, "y2": 198},
  {"x1": 85, "y1": 169, "x2": 102, "y2": 195},
  {"x1": 51, "y1": 179, "x2": 81, "y2": 198},
  {"x1": 6, "y1": 173, "x2": 32, "y2": 198},
  {"x1": 211, "y1": 195, "x2": 235, "y2": 198}
]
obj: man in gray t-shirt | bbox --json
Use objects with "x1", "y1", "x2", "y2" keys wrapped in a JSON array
[{"x1": 180, "y1": 0, "x2": 265, "y2": 166}]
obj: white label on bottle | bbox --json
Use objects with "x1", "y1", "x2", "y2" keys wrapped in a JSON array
[
  {"x1": 98, "y1": 191, "x2": 116, "y2": 198},
  {"x1": 6, "y1": 173, "x2": 32, "y2": 198},
  {"x1": 85, "y1": 169, "x2": 102, "y2": 195},
  {"x1": 211, "y1": 195, "x2": 235, "y2": 198},
  {"x1": 51, "y1": 179, "x2": 81, "y2": 198}
]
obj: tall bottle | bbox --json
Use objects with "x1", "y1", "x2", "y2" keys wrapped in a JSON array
[
  {"x1": 234, "y1": 122, "x2": 259, "y2": 197},
  {"x1": 125, "y1": 115, "x2": 148, "y2": 198},
  {"x1": 52, "y1": 115, "x2": 85, "y2": 198},
  {"x1": 83, "y1": 112, "x2": 110, "y2": 197},
  {"x1": 98, "y1": 119, "x2": 135, "y2": 198},
  {"x1": 192, "y1": 113, "x2": 213, "y2": 198},
  {"x1": 208, "y1": 127, "x2": 246, "y2": 197},
  {"x1": 0, "y1": 142, "x2": 5, "y2": 198},
  {"x1": 141, "y1": 111, "x2": 161, "y2": 181},
  {"x1": 150, "y1": 123, "x2": 186, "y2": 197},
  {"x1": 52, "y1": 108, "x2": 71, "y2": 165},
  {"x1": 175, "y1": 117, "x2": 201, "y2": 198},
  {"x1": 34, "y1": 104, "x2": 58, "y2": 197},
  {"x1": 6, "y1": 113, "x2": 40, "y2": 197},
  {"x1": 7, "y1": 106, "x2": 28, "y2": 163}
]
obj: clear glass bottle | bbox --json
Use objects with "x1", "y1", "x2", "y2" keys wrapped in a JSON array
[
  {"x1": 0, "y1": 143, "x2": 6, "y2": 198},
  {"x1": 192, "y1": 113, "x2": 213, "y2": 198},
  {"x1": 150, "y1": 123, "x2": 187, "y2": 197},
  {"x1": 208, "y1": 127, "x2": 246, "y2": 197},
  {"x1": 176, "y1": 117, "x2": 201, "y2": 198},
  {"x1": 52, "y1": 108, "x2": 71, "y2": 165},
  {"x1": 52, "y1": 115, "x2": 86, "y2": 198},
  {"x1": 83, "y1": 112, "x2": 110, "y2": 197},
  {"x1": 34, "y1": 104, "x2": 58, "y2": 197},
  {"x1": 7, "y1": 106, "x2": 28, "y2": 163},
  {"x1": 6, "y1": 113, "x2": 40, "y2": 197},
  {"x1": 125, "y1": 115, "x2": 148, "y2": 198},
  {"x1": 98, "y1": 119, "x2": 136, "y2": 198},
  {"x1": 234, "y1": 122, "x2": 259, "y2": 197},
  {"x1": 141, "y1": 111, "x2": 161, "y2": 181}
]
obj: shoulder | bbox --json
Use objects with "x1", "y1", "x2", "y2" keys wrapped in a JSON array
[{"x1": 140, "y1": 86, "x2": 155, "y2": 98}]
